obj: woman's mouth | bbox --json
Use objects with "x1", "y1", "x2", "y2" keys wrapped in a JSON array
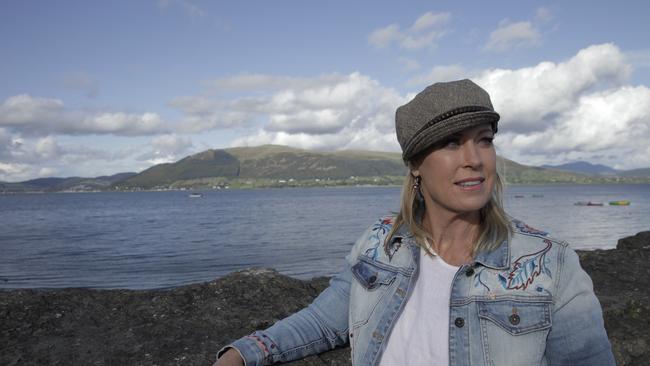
[{"x1": 455, "y1": 177, "x2": 485, "y2": 190}]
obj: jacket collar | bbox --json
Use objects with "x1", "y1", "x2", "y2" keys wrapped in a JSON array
[
  {"x1": 391, "y1": 220, "x2": 512, "y2": 270},
  {"x1": 473, "y1": 238, "x2": 510, "y2": 270},
  {"x1": 385, "y1": 222, "x2": 419, "y2": 264}
]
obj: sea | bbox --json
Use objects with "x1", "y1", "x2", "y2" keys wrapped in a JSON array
[{"x1": 1, "y1": 184, "x2": 648, "y2": 290}]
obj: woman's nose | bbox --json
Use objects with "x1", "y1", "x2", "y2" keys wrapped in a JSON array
[{"x1": 461, "y1": 141, "x2": 482, "y2": 168}]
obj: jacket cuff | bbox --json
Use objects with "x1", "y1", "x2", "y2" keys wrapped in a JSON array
[{"x1": 217, "y1": 337, "x2": 267, "y2": 366}]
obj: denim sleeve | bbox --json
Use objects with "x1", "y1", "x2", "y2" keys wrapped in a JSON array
[
  {"x1": 544, "y1": 245, "x2": 615, "y2": 365},
  {"x1": 217, "y1": 223, "x2": 376, "y2": 365}
]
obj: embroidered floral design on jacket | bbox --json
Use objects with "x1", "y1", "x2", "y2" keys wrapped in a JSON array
[
  {"x1": 513, "y1": 220, "x2": 548, "y2": 236},
  {"x1": 384, "y1": 236, "x2": 403, "y2": 261},
  {"x1": 364, "y1": 217, "x2": 394, "y2": 260},
  {"x1": 474, "y1": 268, "x2": 491, "y2": 292},
  {"x1": 498, "y1": 239, "x2": 553, "y2": 290}
]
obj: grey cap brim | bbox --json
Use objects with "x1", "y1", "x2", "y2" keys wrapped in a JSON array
[{"x1": 402, "y1": 110, "x2": 500, "y2": 161}]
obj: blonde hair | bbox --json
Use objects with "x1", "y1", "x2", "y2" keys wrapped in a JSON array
[{"x1": 384, "y1": 169, "x2": 512, "y2": 257}]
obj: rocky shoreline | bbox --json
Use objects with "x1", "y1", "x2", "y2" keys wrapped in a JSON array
[{"x1": 2, "y1": 232, "x2": 649, "y2": 366}]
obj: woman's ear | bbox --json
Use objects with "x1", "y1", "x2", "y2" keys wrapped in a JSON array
[{"x1": 408, "y1": 156, "x2": 423, "y2": 173}]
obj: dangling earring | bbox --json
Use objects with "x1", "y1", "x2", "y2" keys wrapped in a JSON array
[
  {"x1": 413, "y1": 175, "x2": 421, "y2": 190},
  {"x1": 413, "y1": 175, "x2": 425, "y2": 223}
]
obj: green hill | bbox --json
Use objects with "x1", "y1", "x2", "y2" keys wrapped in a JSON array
[
  {"x1": 0, "y1": 173, "x2": 136, "y2": 193},
  {"x1": 230, "y1": 146, "x2": 405, "y2": 179},
  {"x1": 119, "y1": 150, "x2": 240, "y2": 188},
  {"x1": 116, "y1": 145, "x2": 408, "y2": 189},
  {"x1": 113, "y1": 144, "x2": 650, "y2": 190},
  {"x1": 5, "y1": 145, "x2": 649, "y2": 193},
  {"x1": 496, "y1": 157, "x2": 595, "y2": 184},
  {"x1": 620, "y1": 167, "x2": 650, "y2": 178}
]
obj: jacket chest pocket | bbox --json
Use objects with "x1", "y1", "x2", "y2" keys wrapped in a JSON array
[
  {"x1": 478, "y1": 299, "x2": 551, "y2": 335},
  {"x1": 477, "y1": 300, "x2": 551, "y2": 364},
  {"x1": 351, "y1": 257, "x2": 398, "y2": 289},
  {"x1": 349, "y1": 257, "x2": 399, "y2": 329}
]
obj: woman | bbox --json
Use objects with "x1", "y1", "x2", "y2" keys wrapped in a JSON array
[{"x1": 216, "y1": 80, "x2": 615, "y2": 365}]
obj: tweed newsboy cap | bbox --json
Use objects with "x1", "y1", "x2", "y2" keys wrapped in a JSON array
[{"x1": 396, "y1": 79, "x2": 500, "y2": 161}]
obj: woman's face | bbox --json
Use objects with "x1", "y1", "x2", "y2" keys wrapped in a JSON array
[{"x1": 414, "y1": 123, "x2": 496, "y2": 218}]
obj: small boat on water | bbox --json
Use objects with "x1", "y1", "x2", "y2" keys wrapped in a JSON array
[
  {"x1": 514, "y1": 195, "x2": 525, "y2": 198},
  {"x1": 574, "y1": 201, "x2": 604, "y2": 206},
  {"x1": 189, "y1": 193, "x2": 203, "y2": 198},
  {"x1": 609, "y1": 200, "x2": 631, "y2": 206},
  {"x1": 532, "y1": 194, "x2": 544, "y2": 198}
]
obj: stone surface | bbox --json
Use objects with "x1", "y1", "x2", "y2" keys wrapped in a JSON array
[
  {"x1": 2, "y1": 234, "x2": 650, "y2": 366},
  {"x1": 579, "y1": 232, "x2": 650, "y2": 366},
  {"x1": 617, "y1": 231, "x2": 650, "y2": 250}
]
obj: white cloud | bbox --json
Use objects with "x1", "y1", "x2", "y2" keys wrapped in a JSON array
[
  {"x1": 368, "y1": 11, "x2": 450, "y2": 50},
  {"x1": 368, "y1": 24, "x2": 402, "y2": 48},
  {"x1": 137, "y1": 134, "x2": 195, "y2": 164},
  {"x1": 476, "y1": 43, "x2": 631, "y2": 132},
  {"x1": 5, "y1": 41, "x2": 649, "y2": 182},
  {"x1": 0, "y1": 162, "x2": 31, "y2": 182},
  {"x1": 484, "y1": 20, "x2": 541, "y2": 52},
  {"x1": 152, "y1": 134, "x2": 194, "y2": 153},
  {"x1": 0, "y1": 129, "x2": 181, "y2": 182},
  {"x1": 37, "y1": 167, "x2": 58, "y2": 178},
  {"x1": 173, "y1": 72, "x2": 406, "y2": 138},
  {"x1": 401, "y1": 32, "x2": 444, "y2": 50},
  {"x1": 267, "y1": 109, "x2": 344, "y2": 134},
  {"x1": 411, "y1": 12, "x2": 450, "y2": 32},
  {"x1": 86, "y1": 112, "x2": 165, "y2": 136},
  {"x1": 0, "y1": 128, "x2": 16, "y2": 159},
  {"x1": 476, "y1": 43, "x2": 649, "y2": 170},
  {"x1": 171, "y1": 43, "x2": 650, "y2": 169},
  {"x1": 0, "y1": 130, "x2": 65, "y2": 181},
  {"x1": 0, "y1": 132, "x2": 63, "y2": 165},
  {"x1": 0, "y1": 94, "x2": 168, "y2": 137},
  {"x1": 211, "y1": 72, "x2": 408, "y2": 152},
  {"x1": 174, "y1": 73, "x2": 376, "y2": 132},
  {"x1": 34, "y1": 136, "x2": 62, "y2": 159},
  {"x1": 508, "y1": 86, "x2": 650, "y2": 153}
]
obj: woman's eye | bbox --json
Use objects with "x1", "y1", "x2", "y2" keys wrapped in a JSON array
[
  {"x1": 442, "y1": 138, "x2": 460, "y2": 148},
  {"x1": 480, "y1": 136, "x2": 494, "y2": 145}
]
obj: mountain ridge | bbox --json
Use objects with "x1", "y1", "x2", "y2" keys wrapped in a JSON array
[
  {"x1": 542, "y1": 161, "x2": 620, "y2": 175},
  {"x1": 2, "y1": 145, "x2": 649, "y2": 192}
]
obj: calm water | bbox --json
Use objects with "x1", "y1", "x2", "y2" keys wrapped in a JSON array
[{"x1": 1, "y1": 184, "x2": 648, "y2": 289}]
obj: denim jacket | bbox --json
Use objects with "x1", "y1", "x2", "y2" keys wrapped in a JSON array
[{"x1": 221, "y1": 217, "x2": 615, "y2": 365}]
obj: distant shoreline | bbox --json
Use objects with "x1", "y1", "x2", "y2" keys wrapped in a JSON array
[
  {"x1": 3, "y1": 145, "x2": 650, "y2": 193},
  {"x1": 3, "y1": 180, "x2": 650, "y2": 195}
]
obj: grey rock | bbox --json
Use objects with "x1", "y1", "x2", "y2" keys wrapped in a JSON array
[
  {"x1": 617, "y1": 231, "x2": 650, "y2": 250},
  {"x1": 2, "y1": 233, "x2": 650, "y2": 366}
]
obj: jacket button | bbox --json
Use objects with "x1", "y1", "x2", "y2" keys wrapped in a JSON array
[
  {"x1": 465, "y1": 268, "x2": 475, "y2": 276},
  {"x1": 509, "y1": 314, "x2": 520, "y2": 325},
  {"x1": 368, "y1": 274, "x2": 377, "y2": 284},
  {"x1": 372, "y1": 331, "x2": 384, "y2": 341},
  {"x1": 454, "y1": 317, "x2": 465, "y2": 328}
]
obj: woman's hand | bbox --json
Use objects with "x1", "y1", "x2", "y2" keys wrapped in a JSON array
[{"x1": 213, "y1": 348, "x2": 244, "y2": 366}]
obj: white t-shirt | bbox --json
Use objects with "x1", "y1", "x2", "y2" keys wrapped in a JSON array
[{"x1": 379, "y1": 247, "x2": 460, "y2": 366}]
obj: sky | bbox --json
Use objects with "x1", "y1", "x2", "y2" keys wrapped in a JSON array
[{"x1": 1, "y1": 0, "x2": 650, "y2": 182}]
